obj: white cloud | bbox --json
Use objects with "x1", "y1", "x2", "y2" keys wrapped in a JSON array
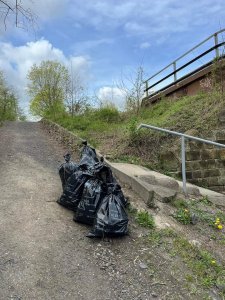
[
  {"x1": 23, "y1": 0, "x2": 69, "y2": 21},
  {"x1": 140, "y1": 42, "x2": 151, "y2": 49},
  {"x1": 67, "y1": 0, "x2": 225, "y2": 39},
  {"x1": 97, "y1": 86, "x2": 126, "y2": 110},
  {"x1": 0, "y1": 39, "x2": 90, "y2": 116},
  {"x1": 73, "y1": 38, "x2": 114, "y2": 53}
]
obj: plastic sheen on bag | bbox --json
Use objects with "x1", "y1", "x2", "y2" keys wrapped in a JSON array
[
  {"x1": 57, "y1": 170, "x2": 92, "y2": 211},
  {"x1": 90, "y1": 162, "x2": 116, "y2": 184},
  {"x1": 74, "y1": 178, "x2": 107, "y2": 225},
  {"x1": 87, "y1": 184, "x2": 129, "y2": 238},
  {"x1": 58, "y1": 153, "x2": 78, "y2": 189},
  {"x1": 79, "y1": 141, "x2": 99, "y2": 168},
  {"x1": 106, "y1": 183, "x2": 128, "y2": 208}
]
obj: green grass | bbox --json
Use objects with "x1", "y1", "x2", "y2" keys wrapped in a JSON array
[
  {"x1": 52, "y1": 89, "x2": 225, "y2": 146},
  {"x1": 172, "y1": 236, "x2": 225, "y2": 289},
  {"x1": 135, "y1": 210, "x2": 155, "y2": 228},
  {"x1": 48, "y1": 76, "x2": 225, "y2": 177},
  {"x1": 171, "y1": 196, "x2": 225, "y2": 230},
  {"x1": 147, "y1": 227, "x2": 225, "y2": 291},
  {"x1": 145, "y1": 226, "x2": 225, "y2": 293}
]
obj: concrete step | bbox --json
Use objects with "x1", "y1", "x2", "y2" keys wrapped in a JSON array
[
  {"x1": 109, "y1": 162, "x2": 177, "y2": 206},
  {"x1": 197, "y1": 186, "x2": 225, "y2": 206},
  {"x1": 105, "y1": 161, "x2": 225, "y2": 207}
]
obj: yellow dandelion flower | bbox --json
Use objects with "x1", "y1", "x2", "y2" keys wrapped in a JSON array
[
  {"x1": 217, "y1": 224, "x2": 223, "y2": 230},
  {"x1": 211, "y1": 260, "x2": 216, "y2": 264}
]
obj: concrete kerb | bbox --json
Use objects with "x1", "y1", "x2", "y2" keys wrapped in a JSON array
[{"x1": 102, "y1": 158, "x2": 155, "y2": 207}]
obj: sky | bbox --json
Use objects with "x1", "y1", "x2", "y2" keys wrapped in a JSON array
[{"x1": 0, "y1": 0, "x2": 225, "y2": 115}]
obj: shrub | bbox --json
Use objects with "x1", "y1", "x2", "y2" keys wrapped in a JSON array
[{"x1": 97, "y1": 107, "x2": 120, "y2": 123}]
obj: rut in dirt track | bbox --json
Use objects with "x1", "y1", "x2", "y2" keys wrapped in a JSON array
[{"x1": 0, "y1": 121, "x2": 202, "y2": 300}]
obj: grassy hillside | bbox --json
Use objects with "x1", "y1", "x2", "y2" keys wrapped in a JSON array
[{"x1": 52, "y1": 87, "x2": 225, "y2": 171}]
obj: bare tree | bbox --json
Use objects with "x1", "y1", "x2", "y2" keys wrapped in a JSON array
[
  {"x1": 0, "y1": 0, "x2": 36, "y2": 30},
  {"x1": 93, "y1": 87, "x2": 115, "y2": 109},
  {"x1": 66, "y1": 64, "x2": 89, "y2": 116},
  {"x1": 117, "y1": 66, "x2": 145, "y2": 115}
]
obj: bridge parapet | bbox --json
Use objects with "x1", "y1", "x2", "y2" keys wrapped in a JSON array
[{"x1": 142, "y1": 29, "x2": 225, "y2": 106}]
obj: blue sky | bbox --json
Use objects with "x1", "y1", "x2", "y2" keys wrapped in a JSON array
[{"x1": 0, "y1": 0, "x2": 225, "y2": 114}]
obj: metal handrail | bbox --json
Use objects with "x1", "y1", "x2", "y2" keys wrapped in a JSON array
[
  {"x1": 145, "y1": 42, "x2": 225, "y2": 92},
  {"x1": 137, "y1": 123, "x2": 225, "y2": 195},
  {"x1": 144, "y1": 29, "x2": 225, "y2": 96}
]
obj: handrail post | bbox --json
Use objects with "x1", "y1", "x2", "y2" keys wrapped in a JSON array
[
  {"x1": 181, "y1": 136, "x2": 187, "y2": 196},
  {"x1": 145, "y1": 81, "x2": 149, "y2": 97},
  {"x1": 173, "y1": 62, "x2": 177, "y2": 81},
  {"x1": 138, "y1": 123, "x2": 225, "y2": 197},
  {"x1": 214, "y1": 33, "x2": 219, "y2": 58}
]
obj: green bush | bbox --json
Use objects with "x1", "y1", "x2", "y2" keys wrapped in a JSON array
[
  {"x1": 127, "y1": 117, "x2": 138, "y2": 142},
  {"x1": 97, "y1": 107, "x2": 120, "y2": 123}
]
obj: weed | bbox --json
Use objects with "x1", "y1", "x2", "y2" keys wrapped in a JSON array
[
  {"x1": 127, "y1": 203, "x2": 138, "y2": 215},
  {"x1": 112, "y1": 154, "x2": 141, "y2": 165},
  {"x1": 160, "y1": 227, "x2": 177, "y2": 238},
  {"x1": 172, "y1": 198, "x2": 189, "y2": 209},
  {"x1": 199, "y1": 196, "x2": 212, "y2": 206},
  {"x1": 148, "y1": 230, "x2": 162, "y2": 245},
  {"x1": 173, "y1": 236, "x2": 224, "y2": 288},
  {"x1": 185, "y1": 274, "x2": 195, "y2": 283},
  {"x1": 135, "y1": 210, "x2": 155, "y2": 228},
  {"x1": 173, "y1": 208, "x2": 192, "y2": 224}
]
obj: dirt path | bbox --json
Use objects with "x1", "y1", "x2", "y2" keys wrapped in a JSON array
[{"x1": 0, "y1": 121, "x2": 215, "y2": 300}]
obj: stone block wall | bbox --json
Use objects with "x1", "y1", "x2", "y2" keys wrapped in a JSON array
[
  {"x1": 184, "y1": 134, "x2": 225, "y2": 192},
  {"x1": 163, "y1": 130, "x2": 225, "y2": 193}
]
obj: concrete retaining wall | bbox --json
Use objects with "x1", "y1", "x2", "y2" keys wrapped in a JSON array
[{"x1": 41, "y1": 119, "x2": 84, "y2": 157}]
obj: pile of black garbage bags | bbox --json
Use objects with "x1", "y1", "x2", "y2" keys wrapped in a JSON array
[{"x1": 57, "y1": 141, "x2": 128, "y2": 238}]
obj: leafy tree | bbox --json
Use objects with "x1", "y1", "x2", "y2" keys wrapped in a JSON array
[
  {"x1": 0, "y1": 71, "x2": 18, "y2": 121},
  {"x1": 17, "y1": 107, "x2": 26, "y2": 121},
  {"x1": 27, "y1": 60, "x2": 69, "y2": 119}
]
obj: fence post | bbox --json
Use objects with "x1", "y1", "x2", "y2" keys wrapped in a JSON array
[
  {"x1": 181, "y1": 136, "x2": 187, "y2": 196},
  {"x1": 173, "y1": 62, "x2": 177, "y2": 81},
  {"x1": 214, "y1": 33, "x2": 219, "y2": 58},
  {"x1": 145, "y1": 81, "x2": 149, "y2": 97}
]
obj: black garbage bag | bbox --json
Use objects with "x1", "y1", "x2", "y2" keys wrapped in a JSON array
[
  {"x1": 106, "y1": 183, "x2": 127, "y2": 207},
  {"x1": 87, "y1": 184, "x2": 129, "y2": 238},
  {"x1": 91, "y1": 161, "x2": 116, "y2": 184},
  {"x1": 59, "y1": 153, "x2": 78, "y2": 189},
  {"x1": 79, "y1": 141, "x2": 99, "y2": 168},
  {"x1": 57, "y1": 170, "x2": 92, "y2": 211},
  {"x1": 90, "y1": 162, "x2": 127, "y2": 207},
  {"x1": 74, "y1": 178, "x2": 107, "y2": 225}
]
